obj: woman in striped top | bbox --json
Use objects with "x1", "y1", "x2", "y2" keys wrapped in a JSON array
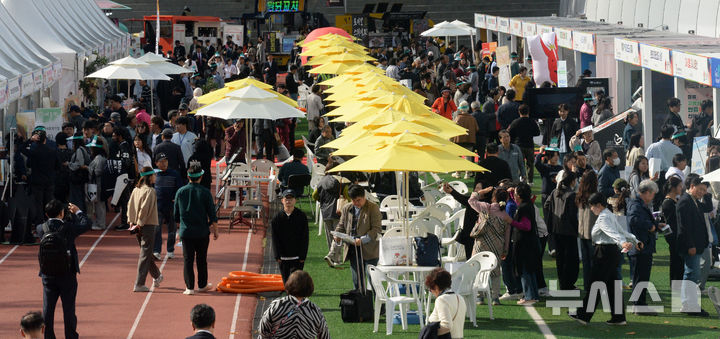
[{"x1": 259, "y1": 270, "x2": 329, "y2": 339}]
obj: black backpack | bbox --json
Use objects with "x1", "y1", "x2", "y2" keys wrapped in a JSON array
[
  {"x1": 38, "y1": 223, "x2": 71, "y2": 276},
  {"x1": 414, "y1": 233, "x2": 441, "y2": 267}
]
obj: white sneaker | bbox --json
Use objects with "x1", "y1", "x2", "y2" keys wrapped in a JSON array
[
  {"x1": 166, "y1": 252, "x2": 175, "y2": 259},
  {"x1": 183, "y1": 289, "x2": 195, "y2": 295},
  {"x1": 451, "y1": 172, "x2": 460, "y2": 178},
  {"x1": 91, "y1": 225, "x2": 104, "y2": 231},
  {"x1": 539, "y1": 287, "x2": 550, "y2": 297},
  {"x1": 153, "y1": 252, "x2": 161, "y2": 260},
  {"x1": 133, "y1": 285, "x2": 150, "y2": 292},
  {"x1": 153, "y1": 274, "x2": 163, "y2": 288},
  {"x1": 198, "y1": 283, "x2": 213, "y2": 292},
  {"x1": 499, "y1": 292, "x2": 523, "y2": 301},
  {"x1": 464, "y1": 172, "x2": 470, "y2": 179}
]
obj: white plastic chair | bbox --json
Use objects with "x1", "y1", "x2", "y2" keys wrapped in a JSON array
[
  {"x1": 380, "y1": 195, "x2": 403, "y2": 227},
  {"x1": 421, "y1": 187, "x2": 443, "y2": 206},
  {"x1": 436, "y1": 209, "x2": 465, "y2": 240},
  {"x1": 448, "y1": 180, "x2": 469, "y2": 194},
  {"x1": 368, "y1": 265, "x2": 425, "y2": 335},
  {"x1": 441, "y1": 228, "x2": 467, "y2": 264},
  {"x1": 409, "y1": 217, "x2": 440, "y2": 237},
  {"x1": 436, "y1": 195, "x2": 462, "y2": 213},
  {"x1": 382, "y1": 227, "x2": 407, "y2": 238},
  {"x1": 450, "y1": 260, "x2": 482, "y2": 326},
  {"x1": 224, "y1": 163, "x2": 252, "y2": 209},
  {"x1": 251, "y1": 159, "x2": 277, "y2": 177},
  {"x1": 416, "y1": 203, "x2": 452, "y2": 222},
  {"x1": 312, "y1": 162, "x2": 326, "y2": 176},
  {"x1": 468, "y1": 251, "x2": 498, "y2": 322}
]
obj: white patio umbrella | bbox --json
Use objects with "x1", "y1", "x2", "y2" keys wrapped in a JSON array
[
  {"x1": 196, "y1": 85, "x2": 305, "y2": 161},
  {"x1": 138, "y1": 52, "x2": 192, "y2": 75},
  {"x1": 702, "y1": 168, "x2": 720, "y2": 182},
  {"x1": 421, "y1": 21, "x2": 476, "y2": 65},
  {"x1": 85, "y1": 56, "x2": 171, "y2": 114}
]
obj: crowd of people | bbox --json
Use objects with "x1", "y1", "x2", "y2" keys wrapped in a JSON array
[{"x1": 6, "y1": 26, "x2": 720, "y2": 338}]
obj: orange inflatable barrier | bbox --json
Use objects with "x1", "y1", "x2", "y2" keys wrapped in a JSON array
[{"x1": 216, "y1": 271, "x2": 285, "y2": 294}]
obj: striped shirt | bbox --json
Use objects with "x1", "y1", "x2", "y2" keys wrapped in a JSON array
[{"x1": 259, "y1": 296, "x2": 329, "y2": 339}]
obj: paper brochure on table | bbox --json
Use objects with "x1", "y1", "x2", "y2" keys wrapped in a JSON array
[{"x1": 331, "y1": 231, "x2": 356, "y2": 245}]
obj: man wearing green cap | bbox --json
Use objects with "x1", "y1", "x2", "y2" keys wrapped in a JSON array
[{"x1": 510, "y1": 52, "x2": 520, "y2": 77}]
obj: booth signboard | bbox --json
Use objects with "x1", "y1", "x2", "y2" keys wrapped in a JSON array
[
  {"x1": 259, "y1": 0, "x2": 304, "y2": 12},
  {"x1": 351, "y1": 15, "x2": 369, "y2": 44},
  {"x1": 523, "y1": 22, "x2": 537, "y2": 37},
  {"x1": 558, "y1": 61, "x2": 568, "y2": 87},
  {"x1": 691, "y1": 136, "x2": 710, "y2": 174},
  {"x1": 7, "y1": 76, "x2": 20, "y2": 102},
  {"x1": 36, "y1": 108, "x2": 63, "y2": 141},
  {"x1": 21, "y1": 73, "x2": 33, "y2": 98},
  {"x1": 43, "y1": 66, "x2": 53, "y2": 88},
  {"x1": 0, "y1": 79, "x2": 6, "y2": 107},
  {"x1": 536, "y1": 24, "x2": 553, "y2": 35},
  {"x1": 685, "y1": 86, "x2": 713, "y2": 123},
  {"x1": 497, "y1": 17, "x2": 510, "y2": 33},
  {"x1": 572, "y1": 31, "x2": 595, "y2": 55},
  {"x1": 224, "y1": 25, "x2": 244, "y2": 47},
  {"x1": 593, "y1": 109, "x2": 630, "y2": 164},
  {"x1": 485, "y1": 15, "x2": 497, "y2": 31},
  {"x1": 640, "y1": 44, "x2": 672, "y2": 75},
  {"x1": 510, "y1": 19, "x2": 523, "y2": 36},
  {"x1": 556, "y1": 28, "x2": 572, "y2": 48},
  {"x1": 496, "y1": 46, "x2": 511, "y2": 86},
  {"x1": 579, "y1": 77, "x2": 610, "y2": 98},
  {"x1": 32, "y1": 70, "x2": 42, "y2": 92},
  {"x1": 266, "y1": 32, "x2": 282, "y2": 54},
  {"x1": 474, "y1": 13, "x2": 485, "y2": 29},
  {"x1": 711, "y1": 57, "x2": 720, "y2": 88},
  {"x1": 16, "y1": 111, "x2": 35, "y2": 139},
  {"x1": 173, "y1": 24, "x2": 185, "y2": 47},
  {"x1": 673, "y1": 51, "x2": 711, "y2": 86},
  {"x1": 614, "y1": 38, "x2": 640, "y2": 66}
]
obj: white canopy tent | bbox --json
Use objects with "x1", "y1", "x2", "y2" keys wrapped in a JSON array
[{"x1": 421, "y1": 21, "x2": 477, "y2": 63}]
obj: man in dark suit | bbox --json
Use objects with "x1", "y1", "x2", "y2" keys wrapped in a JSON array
[
  {"x1": 193, "y1": 46, "x2": 206, "y2": 74},
  {"x1": 627, "y1": 179, "x2": 661, "y2": 314},
  {"x1": 37, "y1": 200, "x2": 91, "y2": 339},
  {"x1": 173, "y1": 40, "x2": 186, "y2": 63},
  {"x1": 153, "y1": 128, "x2": 187, "y2": 178},
  {"x1": 676, "y1": 174, "x2": 713, "y2": 317},
  {"x1": 186, "y1": 304, "x2": 216, "y2": 339},
  {"x1": 263, "y1": 54, "x2": 279, "y2": 86},
  {"x1": 333, "y1": 184, "x2": 383, "y2": 290},
  {"x1": 474, "y1": 142, "x2": 512, "y2": 189},
  {"x1": 549, "y1": 104, "x2": 579, "y2": 164},
  {"x1": 21, "y1": 128, "x2": 60, "y2": 225}
]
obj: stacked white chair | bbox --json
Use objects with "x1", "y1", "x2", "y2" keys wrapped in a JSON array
[{"x1": 468, "y1": 251, "x2": 498, "y2": 322}]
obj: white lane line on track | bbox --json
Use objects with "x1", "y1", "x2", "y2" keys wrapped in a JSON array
[
  {"x1": 127, "y1": 255, "x2": 169, "y2": 339},
  {"x1": 0, "y1": 245, "x2": 19, "y2": 265},
  {"x1": 525, "y1": 305, "x2": 556, "y2": 339},
  {"x1": 79, "y1": 213, "x2": 120, "y2": 268},
  {"x1": 228, "y1": 230, "x2": 253, "y2": 339}
]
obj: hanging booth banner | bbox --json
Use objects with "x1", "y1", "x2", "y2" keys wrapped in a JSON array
[
  {"x1": 497, "y1": 17, "x2": 510, "y2": 33},
  {"x1": 558, "y1": 60, "x2": 568, "y2": 87},
  {"x1": 7, "y1": 77, "x2": 20, "y2": 102},
  {"x1": 36, "y1": 108, "x2": 64, "y2": 140},
  {"x1": 572, "y1": 31, "x2": 595, "y2": 54},
  {"x1": 53, "y1": 62, "x2": 62, "y2": 81},
  {"x1": 21, "y1": 73, "x2": 33, "y2": 98},
  {"x1": 672, "y1": 51, "x2": 711, "y2": 86},
  {"x1": 710, "y1": 57, "x2": 720, "y2": 88},
  {"x1": 556, "y1": 28, "x2": 572, "y2": 48},
  {"x1": 523, "y1": 22, "x2": 537, "y2": 38},
  {"x1": 510, "y1": 19, "x2": 523, "y2": 36},
  {"x1": 485, "y1": 15, "x2": 497, "y2": 31},
  {"x1": 474, "y1": 13, "x2": 485, "y2": 28},
  {"x1": 33, "y1": 70, "x2": 43, "y2": 92},
  {"x1": 640, "y1": 43, "x2": 672, "y2": 75},
  {"x1": 536, "y1": 24, "x2": 553, "y2": 35},
  {"x1": 0, "y1": 79, "x2": 7, "y2": 107},
  {"x1": 614, "y1": 38, "x2": 640, "y2": 65},
  {"x1": 43, "y1": 65, "x2": 54, "y2": 88}
]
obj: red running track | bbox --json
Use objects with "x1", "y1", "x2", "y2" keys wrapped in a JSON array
[{"x1": 0, "y1": 196, "x2": 266, "y2": 338}]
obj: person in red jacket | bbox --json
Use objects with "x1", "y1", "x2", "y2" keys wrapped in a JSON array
[{"x1": 432, "y1": 87, "x2": 457, "y2": 120}]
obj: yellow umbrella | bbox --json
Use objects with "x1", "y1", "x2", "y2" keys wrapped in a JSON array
[
  {"x1": 343, "y1": 63, "x2": 385, "y2": 75},
  {"x1": 225, "y1": 78, "x2": 273, "y2": 89},
  {"x1": 305, "y1": 52, "x2": 375, "y2": 66},
  {"x1": 332, "y1": 132, "x2": 476, "y2": 157},
  {"x1": 195, "y1": 80, "x2": 296, "y2": 108},
  {"x1": 329, "y1": 142, "x2": 487, "y2": 173},
  {"x1": 318, "y1": 74, "x2": 366, "y2": 87},
  {"x1": 337, "y1": 115, "x2": 465, "y2": 139},
  {"x1": 308, "y1": 61, "x2": 363, "y2": 74},
  {"x1": 323, "y1": 101, "x2": 368, "y2": 117},
  {"x1": 297, "y1": 33, "x2": 359, "y2": 47},
  {"x1": 366, "y1": 93, "x2": 427, "y2": 108},
  {"x1": 300, "y1": 44, "x2": 367, "y2": 56}
]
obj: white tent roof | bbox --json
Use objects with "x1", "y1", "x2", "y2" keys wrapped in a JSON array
[{"x1": 421, "y1": 21, "x2": 474, "y2": 37}]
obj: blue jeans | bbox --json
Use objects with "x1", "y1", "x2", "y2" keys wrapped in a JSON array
[
  {"x1": 521, "y1": 269, "x2": 539, "y2": 300},
  {"x1": 680, "y1": 249, "x2": 703, "y2": 310},
  {"x1": 153, "y1": 206, "x2": 176, "y2": 254}
]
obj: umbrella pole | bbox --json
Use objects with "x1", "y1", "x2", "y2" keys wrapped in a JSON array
[
  {"x1": 150, "y1": 80, "x2": 155, "y2": 116},
  {"x1": 404, "y1": 170, "x2": 410, "y2": 266},
  {"x1": 245, "y1": 118, "x2": 251, "y2": 164}
]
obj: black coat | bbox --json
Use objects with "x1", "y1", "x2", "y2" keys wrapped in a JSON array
[
  {"x1": 549, "y1": 117, "x2": 579, "y2": 152},
  {"x1": 544, "y1": 184, "x2": 578, "y2": 236},
  {"x1": 37, "y1": 212, "x2": 91, "y2": 274},
  {"x1": 449, "y1": 189, "x2": 478, "y2": 258},
  {"x1": 473, "y1": 156, "x2": 511, "y2": 189},
  {"x1": 185, "y1": 331, "x2": 215, "y2": 339},
  {"x1": 153, "y1": 140, "x2": 186, "y2": 175},
  {"x1": 512, "y1": 202, "x2": 541, "y2": 275},
  {"x1": 20, "y1": 141, "x2": 60, "y2": 186},
  {"x1": 270, "y1": 208, "x2": 309, "y2": 261},
  {"x1": 676, "y1": 192, "x2": 714, "y2": 254},
  {"x1": 627, "y1": 197, "x2": 658, "y2": 255}
]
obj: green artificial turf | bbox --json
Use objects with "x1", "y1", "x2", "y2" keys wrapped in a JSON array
[{"x1": 292, "y1": 125, "x2": 720, "y2": 338}]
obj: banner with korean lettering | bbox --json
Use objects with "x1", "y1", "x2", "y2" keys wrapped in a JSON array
[
  {"x1": 522, "y1": 22, "x2": 536, "y2": 38},
  {"x1": 43, "y1": 66, "x2": 54, "y2": 88},
  {"x1": 21, "y1": 73, "x2": 33, "y2": 98},
  {"x1": 509, "y1": 19, "x2": 523, "y2": 36},
  {"x1": 33, "y1": 70, "x2": 43, "y2": 92},
  {"x1": 536, "y1": 24, "x2": 553, "y2": 35},
  {"x1": 556, "y1": 28, "x2": 572, "y2": 49},
  {"x1": 36, "y1": 108, "x2": 64, "y2": 141},
  {"x1": 485, "y1": 15, "x2": 497, "y2": 31},
  {"x1": 0, "y1": 79, "x2": 6, "y2": 107},
  {"x1": 672, "y1": 51, "x2": 710, "y2": 86},
  {"x1": 7, "y1": 77, "x2": 20, "y2": 102},
  {"x1": 53, "y1": 62, "x2": 62, "y2": 82},
  {"x1": 474, "y1": 14, "x2": 485, "y2": 28},
  {"x1": 497, "y1": 17, "x2": 510, "y2": 33},
  {"x1": 572, "y1": 31, "x2": 595, "y2": 54},
  {"x1": 640, "y1": 43, "x2": 672, "y2": 75},
  {"x1": 614, "y1": 38, "x2": 640, "y2": 65}
]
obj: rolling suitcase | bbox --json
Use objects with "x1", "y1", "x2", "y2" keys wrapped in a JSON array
[{"x1": 340, "y1": 245, "x2": 374, "y2": 322}]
